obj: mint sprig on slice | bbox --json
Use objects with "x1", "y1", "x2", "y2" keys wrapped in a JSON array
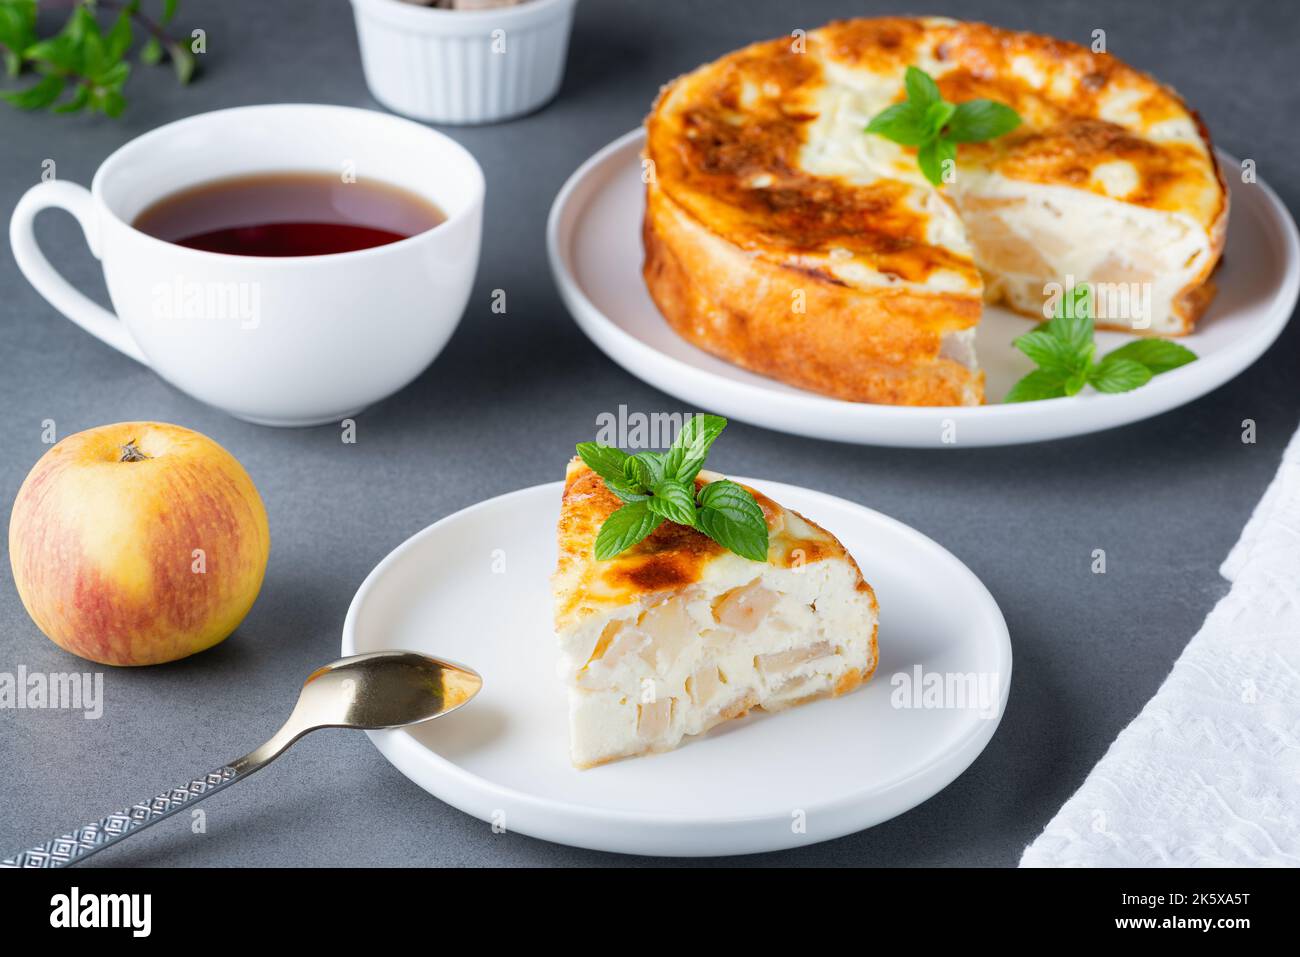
[
  {"x1": 865, "y1": 66, "x2": 1021, "y2": 185},
  {"x1": 576, "y1": 414, "x2": 769, "y2": 562},
  {"x1": 1003, "y1": 284, "x2": 1198, "y2": 402}
]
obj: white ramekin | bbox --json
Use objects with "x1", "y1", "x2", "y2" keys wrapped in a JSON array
[{"x1": 350, "y1": 0, "x2": 578, "y2": 125}]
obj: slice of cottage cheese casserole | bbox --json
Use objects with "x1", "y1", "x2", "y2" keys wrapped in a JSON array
[{"x1": 552, "y1": 459, "x2": 879, "y2": 768}]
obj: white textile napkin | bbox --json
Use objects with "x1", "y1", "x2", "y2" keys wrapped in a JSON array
[{"x1": 1021, "y1": 427, "x2": 1300, "y2": 867}]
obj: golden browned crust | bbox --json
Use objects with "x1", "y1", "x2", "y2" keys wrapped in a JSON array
[
  {"x1": 552, "y1": 458, "x2": 877, "y2": 634},
  {"x1": 817, "y1": 17, "x2": 1227, "y2": 224},
  {"x1": 644, "y1": 30, "x2": 979, "y2": 286},
  {"x1": 644, "y1": 182, "x2": 985, "y2": 405},
  {"x1": 642, "y1": 15, "x2": 1227, "y2": 399}
]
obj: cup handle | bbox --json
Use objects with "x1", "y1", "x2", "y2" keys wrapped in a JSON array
[{"x1": 10, "y1": 180, "x2": 148, "y2": 365}]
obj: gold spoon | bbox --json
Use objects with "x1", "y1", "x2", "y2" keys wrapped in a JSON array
[{"x1": 1, "y1": 651, "x2": 482, "y2": 868}]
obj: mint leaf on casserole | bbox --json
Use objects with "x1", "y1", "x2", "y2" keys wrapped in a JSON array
[
  {"x1": 695, "y1": 480, "x2": 769, "y2": 562},
  {"x1": 866, "y1": 65, "x2": 1021, "y2": 185},
  {"x1": 645, "y1": 479, "x2": 697, "y2": 526},
  {"x1": 593, "y1": 499, "x2": 661, "y2": 561},
  {"x1": 1003, "y1": 283, "x2": 1198, "y2": 402},
  {"x1": 661, "y1": 412, "x2": 727, "y2": 483},
  {"x1": 944, "y1": 98, "x2": 1022, "y2": 142},
  {"x1": 575, "y1": 441, "x2": 629, "y2": 484},
  {"x1": 577, "y1": 414, "x2": 769, "y2": 562}
]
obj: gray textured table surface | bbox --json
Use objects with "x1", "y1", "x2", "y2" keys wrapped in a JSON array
[{"x1": 1, "y1": 0, "x2": 1296, "y2": 867}]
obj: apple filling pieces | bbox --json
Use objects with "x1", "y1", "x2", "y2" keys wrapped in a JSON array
[{"x1": 551, "y1": 459, "x2": 878, "y2": 768}]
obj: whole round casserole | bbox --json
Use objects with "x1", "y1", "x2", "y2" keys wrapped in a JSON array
[{"x1": 642, "y1": 16, "x2": 1228, "y2": 406}]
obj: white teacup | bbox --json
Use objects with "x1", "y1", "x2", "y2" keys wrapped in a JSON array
[{"x1": 10, "y1": 104, "x2": 484, "y2": 427}]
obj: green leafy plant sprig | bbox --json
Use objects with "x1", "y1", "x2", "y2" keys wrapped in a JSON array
[
  {"x1": 0, "y1": 0, "x2": 193, "y2": 118},
  {"x1": 865, "y1": 65, "x2": 1021, "y2": 185},
  {"x1": 1004, "y1": 284, "x2": 1197, "y2": 402},
  {"x1": 576, "y1": 414, "x2": 769, "y2": 563}
]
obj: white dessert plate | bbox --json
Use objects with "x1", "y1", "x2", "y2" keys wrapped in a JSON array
[
  {"x1": 341, "y1": 480, "x2": 1011, "y2": 857},
  {"x1": 547, "y1": 130, "x2": 1299, "y2": 448}
]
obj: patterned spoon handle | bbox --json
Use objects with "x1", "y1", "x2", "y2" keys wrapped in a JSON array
[{"x1": 0, "y1": 765, "x2": 243, "y2": 868}]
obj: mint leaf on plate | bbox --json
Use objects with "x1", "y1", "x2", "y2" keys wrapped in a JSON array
[
  {"x1": 1003, "y1": 282, "x2": 1198, "y2": 403},
  {"x1": 1003, "y1": 369, "x2": 1070, "y2": 404},
  {"x1": 1099, "y1": 339, "x2": 1198, "y2": 375},
  {"x1": 1088, "y1": 357, "x2": 1153, "y2": 394}
]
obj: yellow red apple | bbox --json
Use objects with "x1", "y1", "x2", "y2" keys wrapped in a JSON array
[{"x1": 8, "y1": 422, "x2": 270, "y2": 666}]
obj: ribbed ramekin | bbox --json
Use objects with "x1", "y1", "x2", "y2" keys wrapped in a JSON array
[{"x1": 350, "y1": 0, "x2": 579, "y2": 125}]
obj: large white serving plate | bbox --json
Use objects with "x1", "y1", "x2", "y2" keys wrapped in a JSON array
[
  {"x1": 547, "y1": 130, "x2": 1299, "y2": 448},
  {"x1": 342, "y1": 480, "x2": 1011, "y2": 857}
]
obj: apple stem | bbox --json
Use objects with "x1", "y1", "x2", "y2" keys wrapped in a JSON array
[{"x1": 119, "y1": 440, "x2": 151, "y2": 462}]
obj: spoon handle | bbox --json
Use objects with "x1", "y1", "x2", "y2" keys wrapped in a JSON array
[{"x1": 0, "y1": 764, "x2": 245, "y2": 868}]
